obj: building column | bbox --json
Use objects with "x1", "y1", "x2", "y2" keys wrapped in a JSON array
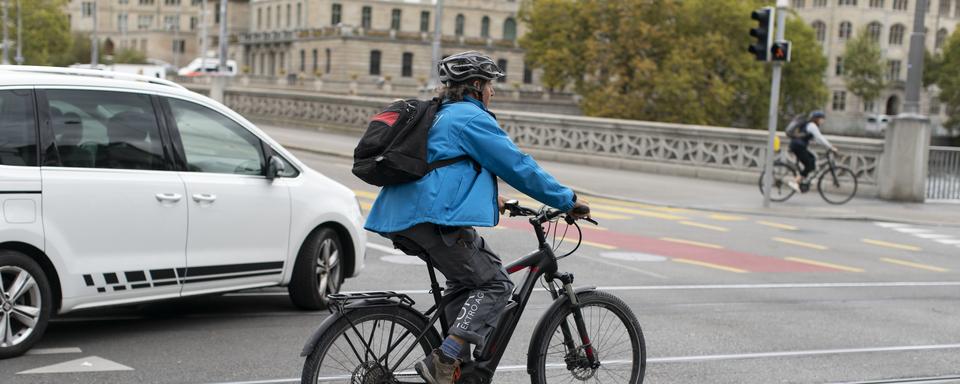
[{"x1": 878, "y1": 113, "x2": 932, "y2": 202}]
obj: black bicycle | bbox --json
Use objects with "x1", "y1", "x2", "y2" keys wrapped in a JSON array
[
  {"x1": 299, "y1": 201, "x2": 645, "y2": 383},
  {"x1": 758, "y1": 150, "x2": 858, "y2": 205}
]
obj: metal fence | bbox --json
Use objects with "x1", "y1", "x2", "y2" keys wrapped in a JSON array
[{"x1": 927, "y1": 146, "x2": 960, "y2": 201}]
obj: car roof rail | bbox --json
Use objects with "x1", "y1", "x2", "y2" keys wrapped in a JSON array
[{"x1": 0, "y1": 65, "x2": 187, "y2": 90}]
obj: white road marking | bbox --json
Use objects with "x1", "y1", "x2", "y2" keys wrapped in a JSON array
[
  {"x1": 874, "y1": 222, "x2": 910, "y2": 228},
  {"x1": 380, "y1": 255, "x2": 426, "y2": 265},
  {"x1": 366, "y1": 242, "x2": 403, "y2": 255},
  {"x1": 25, "y1": 347, "x2": 83, "y2": 355},
  {"x1": 591, "y1": 256, "x2": 669, "y2": 279},
  {"x1": 17, "y1": 356, "x2": 134, "y2": 374},
  {"x1": 203, "y1": 343, "x2": 960, "y2": 384},
  {"x1": 892, "y1": 228, "x2": 933, "y2": 234}
]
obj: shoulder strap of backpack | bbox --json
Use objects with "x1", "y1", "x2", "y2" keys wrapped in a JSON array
[{"x1": 426, "y1": 155, "x2": 481, "y2": 173}]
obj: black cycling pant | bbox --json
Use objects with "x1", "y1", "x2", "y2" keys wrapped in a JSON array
[{"x1": 789, "y1": 142, "x2": 816, "y2": 178}]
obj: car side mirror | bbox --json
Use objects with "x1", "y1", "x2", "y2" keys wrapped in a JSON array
[{"x1": 266, "y1": 156, "x2": 286, "y2": 181}]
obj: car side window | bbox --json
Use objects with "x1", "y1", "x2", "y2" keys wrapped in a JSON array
[
  {"x1": 166, "y1": 98, "x2": 264, "y2": 176},
  {"x1": 0, "y1": 89, "x2": 37, "y2": 166},
  {"x1": 46, "y1": 90, "x2": 167, "y2": 171}
]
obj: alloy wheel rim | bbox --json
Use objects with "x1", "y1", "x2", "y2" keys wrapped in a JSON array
[
  {"x1": 0, "y1": 266, "x2": 42, "y2": 348},
  {"x1": 316, "y1": 239, "x2": 341, "y2": 305}
]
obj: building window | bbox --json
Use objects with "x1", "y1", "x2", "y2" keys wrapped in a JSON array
[
  {"x1": 139, "y1": 0, "x2": 154, "y2": 5},
  {"x1": 867, "y1": 22, "x2": 882, "y2": 42},
  {"x1": 793, "y1": 0, "x2": 806, "y2": 7},
  {"x1": 391, "y1": 9, "x2": 401, "y2": 31},
  {"x1": 814, "y1": 0, "x2": 827, "y2": 5},
  {"x1": 172, "y1": 39, "x2": 185, "y2": 54},
  {"x1": 839, "y1": 21, "x2": 853, "y2": 40},
  {"x1": 164, "y1": 0, "x2": 181, "y2": 5},
  {"x1": 839, "y1": 0, "x2": 857, "y2": 5},
  {"x1": 870, "y1": 0, "x2": 884, "y2": 7},
  {"x1": 267, "y1": 7, "x2": 271, "y2": 29},
  {"x1": 257, "y1": 8, "x2": 262, "y2": 30},
  {"x1": 893, "y1": 0, "x2": 908, "y2": 10},
  {"x1": 297, "y1": 3, "x2": 302, "y2": 27},
  {"x1": 275, "y1": 5, "x2": 280, "y2": 27},
  {"x1": 402, "y1": 52, "x2": 413, "y2": 77},
  {"x1": 812, "y1": 21, "x2": 827, "y2": 43},
  {"x1": 286, "y1": 4, "x2": 291, "y2": 28},
  {"x1": 189, "y1": 16, "x2": 198, "y2": 31},
  {"x1": 82, "y1": 2, "x2": 94, "y2": 17},
  {"x1": 940, "y1": 0, "x2": 952, "y2": 13},
  {"x1": 370, "y1": 50, "x2": 381, "y2": 76},
  {"x1": 332, "y1": 4, "x2": 341, "y2": 25},
  {"x1": 832, "y1": 91, "x2": 847, "y2": 111},
  {"x1": 325, "y1": 48, "x2": 331, "y2": 74},
  {"x1": 936, "y1": 28, "x2": 949, "y2": 49},
  {"x1": 481, "y1": 16, "x2": 490, "y2": 38},
  {"x1": 455, "y1": 14, "x2": 465, "y2": 36},
  {"x1": 523, "y1": 62, "x2": 533, "y2": 84},
  {"x1": 312, "y1": 49, "x2": 318, "y2": 73},
  {"x1": 887, "y1": 60, "x2": 901, "y2": 81},
  {"x1": 164, "y1": 15, "x2": 179, "y2": 31},
  {"x1": 420, "y1": 11, "x2": 430, "y2": 32},
  {"x1": 503, "y1": 18, "x2": 517, "y2": 40},
  {"x1": 118, "y1": 14, "x2": 128, "y2": 31},
  {"x1": 835, "y1": 56, "x2": 844, "y2": 76},
  {"x1": 138, "y1": 15, "x2": 153, "y2": 30},
  {"x1": 889, "y1": 24, "x2": 905, "y2": 45},
  {"x1": 864, "y1": 100, "x2": 875, "y2": 112},
  {"x1": 497, "y1": 59, "x2": 507, "y2": 83},
  {"x1": 362, "y1": 6, "x2": 372, "y2": 29},
  {"x1": 300, "y1": 50, "x2": 305, "y2": 72}
]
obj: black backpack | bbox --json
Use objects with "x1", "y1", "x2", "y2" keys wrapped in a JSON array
[
  {"x1": 784, "y1": 115, "x2": 809, "y2": 139},
  {"x1": 352, "y1": 98, "x2": 474, "y2": 187}
]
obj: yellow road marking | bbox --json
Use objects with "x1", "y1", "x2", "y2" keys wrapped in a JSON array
[
  {"x1": 660, "y1": 237, "x2": 724, "y2": 249},
  {"x1": 862, "y1": 239, "x2": 922, "y2": 252},
  {"x1": 359, "y1": 201, "x2": 372, "y2": 210},
  {"x1": 784, "y1": 257, "x2": 864, "y2": 273},
  {"x1": 352, "y1": 189, "x2": 379, "y2": 200},
  {"x1": 757, "y1": 220, "x2": 798, "y2": 231},
  {"x1": 679, "y1": 221, "x2": 730, "y2": 232},
  {"x1": 773, "y1": 237, "x2": 828, "y2": 250},
  {"x1": 579, "y1": 240, "x2": 618, "y2": 250},
  {"x1": 589, "y1": 203, "x2": 686, "y2": 221},
  {"x1": 881, "y1": 258, "x2": 949, "y2": 272},
  {"x1": 708, "y1": 214, "x2": 747, "y2": 221},
  {"x1": 674, "y1": 258, "x2": 748, "y2": 273},
  {"x1": 510, "y1": 197, "x2": 630, "y2": 220}
]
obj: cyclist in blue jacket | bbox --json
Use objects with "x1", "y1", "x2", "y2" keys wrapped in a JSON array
[{"x1": 365, "y1": 51, "x2": 590, "y2": 384}]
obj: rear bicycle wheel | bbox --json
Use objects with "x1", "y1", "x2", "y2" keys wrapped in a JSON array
[
  {"x1": 301, "y1": 306, "x2": 441, "y2": 383},
  {"x1": 758, "y1": 162, "x2": 798, "y2": 202},
  {"x1": 529, "y1": 291, "x2": 645, "y2": 384},
  {"x1": 818, "y1": 166, "x2": 858, "y2": 205}
]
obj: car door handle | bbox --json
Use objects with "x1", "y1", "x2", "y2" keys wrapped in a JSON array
[
  {"x1": 192, "y1": 193, "x2": 217, "y2": 203},
  {"x1": 155, "y1": 193, "x2": 183, "y2": 203}
]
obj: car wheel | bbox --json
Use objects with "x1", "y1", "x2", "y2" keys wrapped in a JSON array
[
  {"x1": 0, "y1": 250, "x2": 53, "y2": 359},
  {"x1": 289, "y1": 228, "x2": 345, "y2": 310}
]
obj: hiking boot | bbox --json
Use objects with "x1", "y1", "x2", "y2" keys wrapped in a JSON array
[{"x1": 415, "y1": 349, "x2": 461, "y2": 384}]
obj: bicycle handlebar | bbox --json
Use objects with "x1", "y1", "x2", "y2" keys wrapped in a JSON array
[{"x1": 503, "y1": 200, "x2": 597, "y2": 226}]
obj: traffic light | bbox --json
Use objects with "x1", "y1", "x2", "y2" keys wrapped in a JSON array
[
  {"x1": 771, "y1": 41, "x2": 791, "y2": 62},
  {"x1": 749, "y1": 7, "x2": 774, "y2": 61}
]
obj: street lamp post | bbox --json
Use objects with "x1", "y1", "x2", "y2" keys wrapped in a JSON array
[
  {"x1": 14, "y1": 0, "x2": 21, "y2": 65},
  {"x1": 903, "y1": 0, "x2": 927, "y2": 114},
  {"x1": 429, "y1": 0, "x2": 444, "y2": 91},
  {"x1": 762, "y1": 0, "x2": 789, "y2": 208},
  {"x1": 91, "y1": 0, "x2": 98, "y2": 66},
  {"x1": 2, "y1": 0, "x2": 9, "y2": 65}
]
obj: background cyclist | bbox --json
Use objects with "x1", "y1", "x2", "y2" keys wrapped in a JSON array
[{"x1": 788, "y1": 110, "x2": 840, "y2": 192}]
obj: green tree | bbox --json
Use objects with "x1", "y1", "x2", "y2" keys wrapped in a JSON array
[
  {"x1": 519, "y1": 0, "x2": 828, "y2": 129},
  {"x1": 111, "y1": 48, "x2": 149, "y2": 64},
  {"x1": 929, "y1": 29, "x2": 960, "y2": 133},
  {"x1": 843, "y1": 28, "x2": 886, "y2": 114},
  {"x1": 10, "y1": 0, "x2": 73, "y2": 66}
]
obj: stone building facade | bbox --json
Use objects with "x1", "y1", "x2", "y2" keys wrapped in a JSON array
[
  {"x1": 793, "y1": 0, "x2": 958, "y2": 135},
  {"x1": 237, "y1": 0, "x2": 536, "y2": 90},
  {"x1": 66, "y1": 0, "x2": 250, "y2": 68}
]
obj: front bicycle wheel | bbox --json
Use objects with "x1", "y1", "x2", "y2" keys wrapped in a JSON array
[
  {"x1": 758, "y1": 162, "x2": 798, "y2": 202},
  {"x1": 817, "y1": 166, "x2": 858, "y2": 205},
  {"x1": 529, "y1": 291, "x2": 645, "y2": 384},
  {"x1": 301, "y1": 306, "x2": 441, "y2": 383}
]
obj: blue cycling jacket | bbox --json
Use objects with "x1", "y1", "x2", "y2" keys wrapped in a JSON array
[{"x1": 364, "y1": 96, "x2": 576, "y2": 233}]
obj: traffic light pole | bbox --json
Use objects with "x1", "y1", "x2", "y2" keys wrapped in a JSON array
[{"x1": 762, "y1": 0, "x2": 788, "y2": 208}]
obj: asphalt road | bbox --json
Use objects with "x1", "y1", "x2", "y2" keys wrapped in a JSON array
[{"x1": 3, "y1": 149, "x2": 960, "y2": 384}]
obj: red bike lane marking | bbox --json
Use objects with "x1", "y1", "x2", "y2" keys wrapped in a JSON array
[{"x1": 495, "y1": 218, "x2": 834, "y2": 273}]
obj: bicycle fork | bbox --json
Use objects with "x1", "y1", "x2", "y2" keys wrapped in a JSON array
[{"x1": 550, "y1": 273, "x2": 600, "y2": 369}]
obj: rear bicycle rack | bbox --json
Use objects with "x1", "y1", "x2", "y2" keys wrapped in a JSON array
[{"x1": 327, "y1": 291, "x2": 416, "y2": 313}]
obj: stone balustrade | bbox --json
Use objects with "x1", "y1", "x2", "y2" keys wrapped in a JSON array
[{"x1": 195, "y1": 85, "x2": 885, "y2": 196}]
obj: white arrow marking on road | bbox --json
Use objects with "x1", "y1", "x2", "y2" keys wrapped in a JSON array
[{"x1": 17, "y1": 356, "x2": 134, "y2": 374}]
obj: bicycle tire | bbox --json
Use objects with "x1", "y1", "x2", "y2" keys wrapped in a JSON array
[
  {"x1": 528, "y1": 290, "x2": 645, "y2": 384},
  {"x1": 301, "y1": 306, "x2": 441, "y2": 384},
  {"x1": 817, "y1": 166, "x2": 858, "y2": 205},
  {"x1": 758, "y1": 162, "x2": 798, "y2": 202}
]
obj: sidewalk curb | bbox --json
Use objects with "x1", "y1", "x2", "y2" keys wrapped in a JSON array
[
  {"x1": 568, "y1": 186, "x2": 960, "y2": 228},
  {"x1": 277, "y1": 140, "x2": 960, "y2": 228}
]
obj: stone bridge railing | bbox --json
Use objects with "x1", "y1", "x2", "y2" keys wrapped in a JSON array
[{"x1": 201, "y1": 86, "x2": 884, "y2": 196}]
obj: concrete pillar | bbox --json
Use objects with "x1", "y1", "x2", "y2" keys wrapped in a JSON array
[{"x1": 879, "y1": 113, "x2": 931, "y2": 202}]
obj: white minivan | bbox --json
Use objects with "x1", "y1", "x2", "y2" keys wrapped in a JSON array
[{"x1": 0, "y1": 66, "x2": 366, "y2": 358}]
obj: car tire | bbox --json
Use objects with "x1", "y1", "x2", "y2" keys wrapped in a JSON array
[
  {"x1": 0, "y1": 250, "x2": 53, "y2": 359},
  {"x1": 288, "y1": 227, "x2": 345, "y2": 310}
]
